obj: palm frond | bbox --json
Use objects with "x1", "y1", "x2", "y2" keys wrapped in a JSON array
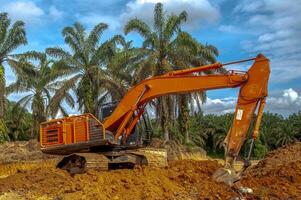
[
  {"x1": 6, "y1": 80, "x2": 29, "y2": 94},
  {"x1": 86, "y1": 22, "x2": 108, "y2": 51},
  {"x1": 154, "y1": 3, "x2": 164, "y2": 35},
  {"x1": 12, "y1": 51, "x2": 46, "y2": 63},
  {"x1": 164, "y1": 11, "x2": 187, "y2": 40},
  {"x1": 7, "y1": 59, "x2": 37, "y2": 81},
  {"x1": 58, "y1": 104, "x2": 69, "y2": 117},
  {"x1": 62, "y1": 24, "x2": 83, "y2": 52},
  {"x1": 0, "y1": 20, "x2": 27, "y2": 58},
  {"x1": 50, "y1": 59, "x2": 79, "y2": 78},
  {"x1": 64, "y1": 92, "x2": 75, "y2": 108},
  {"x1": 173, "y1": 32, "x2": 198, "y2": 55},
  {"x1": 48, "y1": 74, "x2": 81, "y2": 116},
  {"x1": 0, "y1": 13, "x2": 10, "y2": 44},
  {"x1": 15, "y1": 94, "x2": 33, "y2": 111},
  {"x1": 124, "y1": 18, "x2": 152, "y2": 39},
  {"x1": 46, "y1": 47, "x2": 82, "y2": 67}
]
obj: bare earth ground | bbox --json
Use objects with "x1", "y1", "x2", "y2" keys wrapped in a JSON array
[{"x1": 0, "y1": 141, "x2": 300, "y2": 200}]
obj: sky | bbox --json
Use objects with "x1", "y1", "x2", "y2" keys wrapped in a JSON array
[{"x1": 1, "y1": 0, "x2": 301, "y2": 116}]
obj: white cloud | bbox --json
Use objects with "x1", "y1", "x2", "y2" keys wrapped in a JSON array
[
  {"x1": 49, "y1": 6, "x2": 63, "y2": 20},
  {"x1": 234, "y1": 0, "x2": 264, "y2": 12},
  {"x1": 218, "y1": 25, "x2": 241, "y2": 33},
  {"x1": 78, "y1": 14, "x2": 120, "y2": 30},
  {"x1": 233, "y1": 0, "x2": 301, "y2": 82},
  {"x1": 282, "y1": 88, "x2": 299, "y2": 103},
  {"x1": 1, "y1": 1, "x2": 44, "y2": 24},
  {"x1": 78, "y1": 0, "x2": 220, "y2": 31},
  {"x1": 77, "y1": 0, "x2": 220, "y2": 31},
  {"x1": 267, "y1": 88, "x2": 301, "y2": 115},
  {"x1": 1, "y1": 2, "x2": 65, "y2": 25},
  {"x1": 202, "y1": 97, "x2": 236, "y2": 115},
  {"x1": 202, "y1": 88, "x2": 301, "y2": 116},
  {"x1": 120, "y1": 0, "x2": 220, "y2": 30}
]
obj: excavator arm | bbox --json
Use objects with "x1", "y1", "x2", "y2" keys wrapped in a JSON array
[
  {"x1": 104, "y1": 54, "x2": 269, "y2": 151},
  {"x1": 103, "y1": 54, "x2": 270, "y2": 184}
]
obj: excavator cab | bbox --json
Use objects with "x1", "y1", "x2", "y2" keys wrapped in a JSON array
[{"x1": 99, "y1": 101, "x2": 154, "y2": 146}]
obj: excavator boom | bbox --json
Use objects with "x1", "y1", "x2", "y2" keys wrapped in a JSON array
[{"x1": 104, "y1": 54, "x2": 270, "y2": 153}]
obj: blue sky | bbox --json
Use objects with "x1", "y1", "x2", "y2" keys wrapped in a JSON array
[{"x1": 1, "y1": 0, "x2": 301, "y2": 116}]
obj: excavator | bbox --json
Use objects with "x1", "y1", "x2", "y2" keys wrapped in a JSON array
[{"x1": 40, "y1": 54, "x2": 270, "y2": 185}]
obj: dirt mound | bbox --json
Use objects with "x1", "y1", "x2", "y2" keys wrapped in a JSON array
[
  {"x1": 0, "y1": 140, "x2": 54, "y2": 164},
  {"x1": 241, "y1": 142, "x2": 301, "y2": 199},
  {"x1": 0, "y1": 160, "x2": 251, "y2": 200},
  {"x1": 0, "y1": 141, "x2": 301, "y2": 199},
  {"x1": 149, "y1": 138, "x2": 207, "y2": 161},
  {"x1": 247, "y1": 142, "x2": 301, "y2": 172}
]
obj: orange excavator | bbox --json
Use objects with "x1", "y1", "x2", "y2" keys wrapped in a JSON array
[{"x1": 40, "y1": 54, "x2": 270, "y2": 185}]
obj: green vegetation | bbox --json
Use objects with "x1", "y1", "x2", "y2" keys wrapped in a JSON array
[
  {"x1": 1, "y1": 101, "x2": 32, "y2": 142},
  {"x1": 0, "y1": 12, "x2": 27, "y2": 118},
  {"x1": 180, "y1": 112, "x2": 301, "y2": 158},
  {"x1": 0, "y1": 3, "x2": 300, "y2": 159}
]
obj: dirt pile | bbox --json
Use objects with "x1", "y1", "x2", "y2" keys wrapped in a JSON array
[
  {"x1": 150, "y1": 138, "x2": 207, "y2": 161},
  {"x1": 0, "y1": 140, "x2": 55, "y2": 164},
  {"x1": 0, "y1": 141, "x2": 301, "y2": 199},
  {"x1": 0, "y1": 160, "x2": 251, "y2": 200},
  {"x1": 241, "y1": 142, "x2": 301, "y2": 199}
]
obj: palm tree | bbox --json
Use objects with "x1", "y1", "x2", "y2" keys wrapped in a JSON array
[
  {"x1": 0, "y1": 12, "x2": 27, "y2": 117},
  {"x1": 288, "y1": 111, "x2": 301, "y2": 140},
  {"x1": 188, "y1": 112, "x2": 208, "y2": 147},
  {"x1": 124, "y1": 3, "x2": 189, "y2": 141},
  {"x1": 259, "y1": 112, "x2": 283, "y2": 150},
  {"x1": 175, "y1": 34, "x2": 219, "y2": 143},
  {"x1": 276, "y1": 121, "x2": 298, "y2": 147},
  {"x1": 212, "y1": 113, "x2": 233, "y2": 152},
  {"x1": 98, "y1": 40, "x2": 145, "y2": 99},
  {"x1": 4, "y1": 100, "x2": 32, "y2": 141},
  {"x1": 46, "y1": 22, "x2": 126, "y2": 116},
  {"x1": 7, "y1": 51, "x2": 63, "y2": 138},
  {"x1": 124, "y1": 3, "x2": 219, "y2": 141}
]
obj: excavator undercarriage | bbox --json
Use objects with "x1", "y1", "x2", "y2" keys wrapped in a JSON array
[{"x1": 56, "y1": 148, "x2": 167, "y2": 175}]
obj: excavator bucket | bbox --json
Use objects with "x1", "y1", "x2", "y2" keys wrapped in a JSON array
[{"x1": 212, "y1": 166, "x2": 240, "y2": 186}]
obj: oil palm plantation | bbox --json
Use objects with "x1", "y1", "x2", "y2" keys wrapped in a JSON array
[
  {"x1": 124, "y1": 3, "x2": 218, "y2": 141},
  {"x1": 0, "y1": 12, "x2": 27, "y2": 140},
  {"x1": 46, "y1": 22, "x2": 127, "y2": 116},
  {"x1": 6, "y1": 51, "x2": 63, "y2": 138}
]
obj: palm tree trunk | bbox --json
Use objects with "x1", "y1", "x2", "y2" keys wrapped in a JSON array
[
  {"x1": 178, "y1": 94, "x2": 189, "y2": 143},
  {"x1": 0, "y1": 65, "x2": 6, "y2": 118},
  {"x1": 31, "y1": 120, "x2": 38, "y2": 139},
  {"x1": 159, "y1": 96, "x2": 170, "y2": 141},
  {"x1": 32, "y1": 94, "x2": 47, "y2": 140},
  {"x1": 157, "y1": 58, "x2": 174, "y2": 141}
]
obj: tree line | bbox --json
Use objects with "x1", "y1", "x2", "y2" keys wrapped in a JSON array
[
  {"x1": 147, "y1": 111, "x2": 301, "y2": 158},
  {"x1": 0, "y1": 3, "x2": 218, "y2": 141},
  {"x1": 183, "y1": 111, "x2": 301, "y2": 158},
  {"x1": 0, "y1": 3, "x2": 300, "y2": 157}
]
